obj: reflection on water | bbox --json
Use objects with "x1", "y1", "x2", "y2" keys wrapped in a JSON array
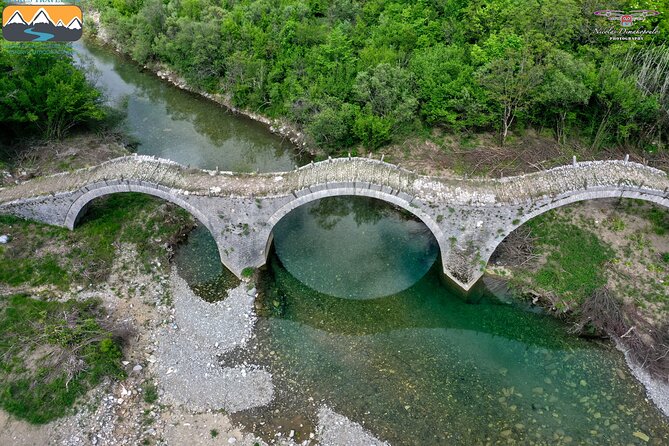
[
  {"x1": 273, "y1": 197, "x2": 439, "y2": 299},
  {"x1": 73, "y1": 40, "x2": 303, "y2": 172}
]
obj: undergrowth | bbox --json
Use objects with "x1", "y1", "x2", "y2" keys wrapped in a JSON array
[
  {"x1": 0, "y1": 295, "x2": 127, "y2": 423},
  {"x1": 521, "y1": 212, "x2": 614, "y2": 310}
]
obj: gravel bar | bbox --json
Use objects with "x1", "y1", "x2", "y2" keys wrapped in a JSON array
[
  {"x1": 317, "y1": 407, "x2": 389, "y2": 446},
  {"x1": 155, "y1": 270, "x2": 274, "y2": 412}
]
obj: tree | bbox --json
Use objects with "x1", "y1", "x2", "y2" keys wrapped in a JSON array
[
  {"x1": 410, "y1": 43, "x2": 488, "y2": 130},
  {"x1": 477, "y1": 46, "x2": 544, "y2": 144},
  {"x1": 538, "y1": 50, "x2": 594, "y2": 144},
  {"x1": 308, "y1": 102, "x2": 359, "y2": 151},
  {"x1": 590, "y1": 58, "x2": 660, "y2": 149},
  {"x1": 353, "y1": 63, "x2": 417, "y2": 127},
  {"x1": 352, "y1": 63, "x2": 418, "y2": 148},
  {"x1": 0, "y1": 44, "x2": 105, "y2": 141}
]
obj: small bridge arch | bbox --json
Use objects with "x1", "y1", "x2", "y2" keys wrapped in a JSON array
[
  {"x1": 479, "y1": 186, "x2": 669, "y2": 273},
  {"x1": 64, "y1": 181, "x2": 212, "y2": 231},
  {"x1": 63, "y1": 180, "x2": 239, "y2": 275}
]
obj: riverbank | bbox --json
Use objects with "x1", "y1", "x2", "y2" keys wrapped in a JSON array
[
  {"x1": 0, "y1": 133, "x2": 129, "y2": 187},
  {"x1": 0, "y1": 249, "x2": 391, "y2": 445},
  {"x1": 488, "y1": 198, "x2": 669, "y2": 415}
]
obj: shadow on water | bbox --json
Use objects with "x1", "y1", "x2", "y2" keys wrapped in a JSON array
[
  {"x1": 172, "y1": 225, "x2": 240, "y2": 302},
  {"x1": 262, "y1": 254, "x2": 573, "y2": 350},
  {"x1": 272, "y1": 197, "x2": 439, "y2": 300}
]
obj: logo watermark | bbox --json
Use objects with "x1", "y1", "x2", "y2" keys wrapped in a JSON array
[
  {"x1": 593, "y1": 9, "x2": 661, "y2": 40},
  {"x1": 2, "y1": 4, "x2": 82, "y2": 42}
]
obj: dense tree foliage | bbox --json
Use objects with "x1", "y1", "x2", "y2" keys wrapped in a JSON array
[
  {"x1": 90, "y1": 0, "x2": 668, "y2": 152},
  {"x1": 0, "y1": 33, "x2": 106, "y2": 141}
]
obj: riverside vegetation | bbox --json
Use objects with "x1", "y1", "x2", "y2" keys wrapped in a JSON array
[
  {"x1": 0, "y1": 35, "x2": 106, "y2": 145},
  {"x1": 0, "y1": 295, "x2": 124, "y2": 424},
  {"x1": 0, "y1": 0, "x2": 669, "y2": 432},
  {"x1": 490, "y1": 199, "x2": 669, "y2": 381},
  {"x1": 86, "y1": 0, "x2": 669, "y2": 157}
]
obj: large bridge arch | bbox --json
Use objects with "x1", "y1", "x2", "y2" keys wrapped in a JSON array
[
  {"x1": 480, "y1": 187, "x2": 669, "y2": 273},
  {"x1": 260, "y1": 184, "x2": 452, "y2": 280}
]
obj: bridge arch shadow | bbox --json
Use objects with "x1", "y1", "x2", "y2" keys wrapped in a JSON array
[{"x1": 262, "y1": 190, "x2": 443, "y2": 298}]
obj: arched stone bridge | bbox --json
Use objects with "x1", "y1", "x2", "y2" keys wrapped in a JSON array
[{"x1": 2, "y1": 155, "x2": 669, "y2": 291}]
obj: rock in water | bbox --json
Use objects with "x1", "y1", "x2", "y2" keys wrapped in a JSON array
[{"x1": 633, "y1": 431, "x2": 650, "y2": 442}]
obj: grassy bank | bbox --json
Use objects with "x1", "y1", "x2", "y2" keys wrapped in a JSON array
[
  {"x1": 490, "y1": 198, "x2": 669, "y2": 380},
  {"x1": 507, "y1": 211, "x2": 615, "y2": 312},
  {"x1": 0, "y1": 193, "x2": 195, "y2": 291},
  {"x1": 0, "y1": 295, "x2": 124, "y2": 423},
  {"x1": 0, "y1": 193, "x2": 195, "y2": 424},
  {"x1": 0, "y1": 133, "x2": 130, "y2": 187}
]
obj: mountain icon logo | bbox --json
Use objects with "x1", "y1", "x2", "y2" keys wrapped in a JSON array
[{"x1": 2, "y1": 5, "x2": 83, "y2": 42}]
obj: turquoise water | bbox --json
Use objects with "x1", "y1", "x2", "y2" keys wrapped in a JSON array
[
  {"x1": 230, "y1": 197, "x2": 667, "y2": 445},
  {"x1": 272, "y1": 198, "x2": 438, "y2": 299}
]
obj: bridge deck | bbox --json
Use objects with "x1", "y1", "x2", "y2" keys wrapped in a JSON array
[{"x1": 0, "y1": 155, "x2": 667, "y2": 206}]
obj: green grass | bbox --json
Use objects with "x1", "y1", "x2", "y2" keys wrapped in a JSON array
[
  {"x1": 0, "y1": 216, "x2": 69, "y2": 287},
  {"x1": 241, "y1": 267, "x2": 255, "y2": 279},
  {"x1": 142, "y1": 381, "x2": 158, "y2": 404},
  {"x1": 523, "y1": 212, "x2": 614, "y2": 307},
  {"x1": 620, "y1": 199, "x2": 669, "y2": 235},
  {"x1": 644, "y1": 207, "x2": 669, "y2": 235},
  {"x1": 0, "y1": 251, "x2": 70, "y2": 288},
  {"x1": 0, "y1": 193, "x2": 194, "y2": 289},
  {"x1": 0, "y1": 295, "x2": 125, "y2": 424}
]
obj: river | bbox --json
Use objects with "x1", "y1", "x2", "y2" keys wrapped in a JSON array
[
  {"x1": 73, "y1": 40, "x2": 302, "y2": 172},
  {"x1": 75, "y1": 39, "x2": 669, "y2": 445}
]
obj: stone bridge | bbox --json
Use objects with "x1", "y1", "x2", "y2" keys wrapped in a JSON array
[{"x1": 2, "y1": 155, "x2": 669, "y2": 291}]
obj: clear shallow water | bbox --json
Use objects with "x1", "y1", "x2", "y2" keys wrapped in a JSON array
[
  {"x1": 246, "y1": 263, "x2": 669, "y2": 444},
  {"x1": 235, "y1": 198, "x2": 667, "y2": 445},
  {"x1": 172, "y1": 225, "x2": 240, "y2": 302},
  {"x1": 174, "y1": 197, "x2": 669, "y2": 444},
  {"x1": 73, "y1": 40, "x2": 302, "y2": 172}
]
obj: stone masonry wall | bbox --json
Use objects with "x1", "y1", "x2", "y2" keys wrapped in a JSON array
[{"x1": 1, "y1": 156, "x2": 669, "y2": 290}]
